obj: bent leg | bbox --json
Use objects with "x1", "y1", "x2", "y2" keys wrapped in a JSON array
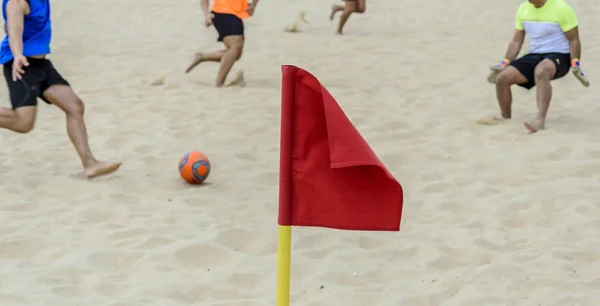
[
  {"x1": 336, "y1": 1, "x2": 356, "y2": 34},
  {"x1": 42, "y1": 85, "x2": 121, "y2": 178},
  {"x1": 1, "y1": 64, "x2": 41, "y2": 132},
  {"x1": 0, "y1": 106, "x2": 37, "y2": 133},
  {"x1": 185, "y1": 50, "x2": 226, "y2": 73},
  {"x1": 496, "y1": 66, "x2": 528, "y2": 118},
  {"x1": 524, "y1": 59, "x2": 556, "y2": 133},
  {"x1": 336, "y1": 0, "x2": 365, "y2": 34},
  {"x1": 355, "y1": 0, "x2": 366, "y2": 12},
  {"x1": 216, "y1": 35, "x2": 243, "y2": 87},
  {"x1": 477, "y1": 66, "x2": 528, "y2": 125},
  {"x1": 330, "y1": 4, "x2": 344, "y2": 20}
]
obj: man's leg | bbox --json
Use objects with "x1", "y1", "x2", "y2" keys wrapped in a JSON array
[
  {"x1": 0, "y1": 106, "x2": 37, "y2": 133},
  {"x1": 478, "y1": 55, "x2": 536, "y2": 126},
  {"x1": 334, "y1": 0, "x2": 366, "y2": 34},
  {"x1": 42, "y1": 85, "x2": 121, "y2": 178},
  {"x1": 185, "y1": 50, "x2": 225, "y2": 73},
  {"x1": 329, "y1": 4, "x2": 344, "y2": 20},
  {"x1": 215, "y1": 35, "x2": 243, "y2": 87},
  {"x1": 477, "y1": 65, "x2": 529, "y2": 125},
  {"x1": 524, "y1": 59, "x2": 557, "y2": 133},
  {"x1": 495, "y1": 66, "x2": 529, "y2": 119},
  {"x1": 0, "y1": 63, "x2": 40, "y2": 132}
]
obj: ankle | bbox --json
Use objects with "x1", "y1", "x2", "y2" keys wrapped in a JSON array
[{"x1": 82, "y1": 156, "x2": 98, "y2": 168}]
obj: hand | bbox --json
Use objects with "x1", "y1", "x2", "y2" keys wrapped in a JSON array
[
  {"x1": 12, "y1": 55, "x2": 28, "y2": 81},
  {"x1": 487, "y1": 58, "x2": 509, "y2": 84},
  {"x1": 204, "y1": 13, "x2": 214, "y2": 27},
  {"x1": 571, "y1": 58, "x2": 590, "y2": 87},
  {"x1": 490, "y1": 58, "x2": 510, "y2": 72},
  {"x1": 246, "y1": 4, "x2": 255, "y2": 16}
]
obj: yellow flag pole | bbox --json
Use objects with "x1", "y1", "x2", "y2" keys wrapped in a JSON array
[
  {"x1": 276, "y1": 225, "x2": 292, "y2": 306},
  {"x1": 277, "y1": 65, "x2": 296, "y2": 306}
]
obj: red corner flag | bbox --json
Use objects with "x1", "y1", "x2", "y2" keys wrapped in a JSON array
[{"x1": 278, "y1": 65, "x2": 403, "y2": 231}]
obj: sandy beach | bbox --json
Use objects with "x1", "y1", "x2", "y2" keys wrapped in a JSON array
[{"x1": 1, "y1": 0, "x2": 600, "y2": 305}]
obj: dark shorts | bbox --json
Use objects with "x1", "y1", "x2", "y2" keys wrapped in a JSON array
[
  {"x1": 211, "y1": 11, "x2": 244, "y2": 42},
  {"x1": 510, "y1": 53, "x2": 571, "y2": 90},
  {"x1": 3, "y1": 57, "x2": 70, "y2": 109}
]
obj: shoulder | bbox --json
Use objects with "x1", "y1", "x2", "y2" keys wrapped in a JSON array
[
  {"x1": 516, "y1": 1, "x2": 529, "y2": 15},
  {"x1": 556, "y1": 0, "x2": 576, "y2": 11},
  {"x1": 518, "y1": 1, "x2": 529, "y2": 9},
  {"x1": 552, "y1": 0, "x2": 577, "y2": 20},
  {"x1": 6, "y1": 0, "x2": 30, "y2": 13}
]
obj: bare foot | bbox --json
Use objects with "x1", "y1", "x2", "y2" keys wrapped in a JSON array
[
  {"x1": 225, "y1": 70, "x2": 245, "y2": 87},
  {"x1": 185, "y1": 53, "x2": 204, "y2": 73},
  {"x1": 476, "y1": 115, "x2": 507, "y2": 126},
  {"x1": 523, "y1": 118, "x2": 545, "y2": 133},
  {"x1": 285, "y1": 11, "x2": 309, "y2": 33},
  {"x1": 84, "y1": 161, "x2": 122, "y2": 179},
  {"x1": 299, "y1": 11, "x2": 309, "y2": 24},
  {"x1": 330, "y1": 5, "x2": 340, "y2": 20}
]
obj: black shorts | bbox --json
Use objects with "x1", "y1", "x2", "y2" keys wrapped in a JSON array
[
  {"x1": 510, "y1": 53, "x2": 571, "y2": 90},
  {"x1": 211, "y1": 11, "x2": 244, "y2": 42},
  {"x1": 3, "y1": 57, "x2": 70, "y2": 109}
]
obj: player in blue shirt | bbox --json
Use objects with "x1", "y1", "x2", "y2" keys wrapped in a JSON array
[{"x1": 0, "y1": 0, "x2": 120, "y2": 178}]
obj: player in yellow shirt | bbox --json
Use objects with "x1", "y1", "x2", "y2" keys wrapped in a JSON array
[
  {"x1": 483, "y1": 0, "x2": 589, "y2": 133},
  {"x1": 185, "y1": 0, "x2": 259, "y2": 87}
]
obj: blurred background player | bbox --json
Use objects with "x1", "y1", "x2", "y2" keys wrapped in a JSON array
[
  {"x1": 329, "y1": 0, "x2": 365, "y2": 35},
  {"x1": 185, "y1": 0, "x2": 259, "y2": 87}
]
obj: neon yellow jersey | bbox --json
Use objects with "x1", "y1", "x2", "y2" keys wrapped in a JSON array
[{"x1": 515, "y1": 0, "x2": 578, "y2": 54}]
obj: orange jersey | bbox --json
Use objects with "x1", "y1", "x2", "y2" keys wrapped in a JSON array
[{"x1": 211, "y1": 0, "x2": 250, "y2": 19}]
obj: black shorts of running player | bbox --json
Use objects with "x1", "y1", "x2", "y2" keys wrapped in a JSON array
[
  {"x1": 211, "y1": 11, "x2": 244, "y2": 42},
  {"x1": 3, "y1": 57, "x2": 70, "y2": 109},
  {"x1": 509, "y1": 52, "x2": 571, "y2": 90}
]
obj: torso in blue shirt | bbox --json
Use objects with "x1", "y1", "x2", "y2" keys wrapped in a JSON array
[{"x1": 0, "y1": 0, "x2": 51, "y2": 64}]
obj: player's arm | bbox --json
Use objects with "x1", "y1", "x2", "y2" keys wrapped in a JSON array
[
  {"x1": 504, "y1": 30, "x2": 525, "y2": 62},
  {"x1": 249, "y1": 0, "x2": 259, "y2": 10},
  {"x1": 6, "y1": 0, "x2": 30, "y2": 58},
  {"x1": 564, "y1": 27, "x2": 581, "y2": 60},
  {"x1": 491, "y1": 5, "x2": 526, "y2": 69},
  {"x1": 200, "y1": 0, "x2": 210, "y2": 17}
]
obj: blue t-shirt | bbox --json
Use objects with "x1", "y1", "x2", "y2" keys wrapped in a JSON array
[{"x1": 0, "y1": 0, "x2": 51, "y2": 64}]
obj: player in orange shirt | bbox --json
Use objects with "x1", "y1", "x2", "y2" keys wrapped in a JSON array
[
  {"x1": 329, "y1": 0, "x2": 366, "y2": 35},
  {"x1": 185, "y1": 0, "x2": 259, "y2": 87}
]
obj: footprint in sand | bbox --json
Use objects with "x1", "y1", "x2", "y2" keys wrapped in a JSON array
[
  {"x1": 225, "y1": 70, "x2": 246, "y2": 87},
  {"x1": 87, "y1": 251, "x2": 143, "y2": 270},
  {"x1": 213, "y1": 228, "x2": 271, "y2": 253},
  {"x1": 174, "y1": 243, "x2": 234, "y2": 267},
  {"x1": 476, "y1": 116, "x2": 506, "y2": 126},
  {"x1": 0, "y1": 236, "x2": 44, "y2": 259},
  {"x1": 284, "y1": 11, "x2": 310, "y2": 33}
]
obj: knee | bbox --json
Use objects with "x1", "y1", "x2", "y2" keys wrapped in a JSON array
[
  {"x1": 496, "y1": 71, "x2": 515, "y2": 86},
  {"x1": 226, "y1": 39, "x2": 244, "y2": 60},
  {"x1": 534, "y1": 66, "x2": 553, "y2": 81},
  {"x1": 66, "y1": 98, "x2": 85, "y2": 117},
  {"x1": 231, "y1": 43, "x2": 243, "y2": 60},
  {"x1": 13, "y1": 119, "x2": 34, "y2": 134},
  {"x1": 355, "y1": 6, "x2": 365, "y2": 13}
]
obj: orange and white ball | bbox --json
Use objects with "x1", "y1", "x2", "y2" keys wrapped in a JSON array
[{"x1": 178, "y1": 151, "x2": 211, "y2": 184}]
